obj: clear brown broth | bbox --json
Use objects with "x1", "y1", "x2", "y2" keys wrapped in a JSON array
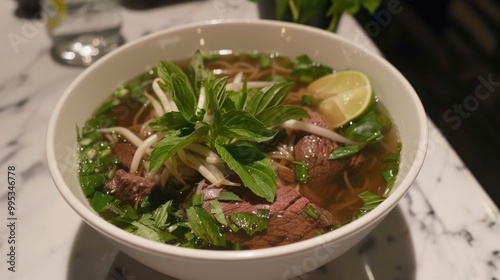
[{"x1": 108, "y1": 52, "x2": 400, "y2": 227}]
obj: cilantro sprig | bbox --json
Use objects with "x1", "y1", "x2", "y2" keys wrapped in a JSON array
[{"x1": 148, "y1": 51, "x2": 309, "y2": 203}]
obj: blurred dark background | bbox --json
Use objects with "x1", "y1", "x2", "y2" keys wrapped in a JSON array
[
  {"x1": 355, "y1": 0, "x2": 500, "y2": 206},
  {"x1": 15, "y1": 0, "x2": 500, "y2": 206}
]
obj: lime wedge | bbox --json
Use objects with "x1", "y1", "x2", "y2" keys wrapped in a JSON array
[
  {"x1": 47, "y1": 0, "x2": 67, "y2": 34},
  {"x1": 307, "y1": 70, "x2": 373, "y2": 128}
]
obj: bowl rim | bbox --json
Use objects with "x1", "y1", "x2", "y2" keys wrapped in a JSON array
[{"x1": 46, "y1": 19, "x2": 428, "y2": 261}]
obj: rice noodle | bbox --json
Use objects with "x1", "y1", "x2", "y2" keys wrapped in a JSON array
[
  {"x1": 282, "y1": 120, "x2": 361, "y2": 145},
  {"x1": 272, "y1": 63, "x2": 293, "y2": 76},
  {"x1": 343, "y1": 170, "x2": 355, "y2": 194}
]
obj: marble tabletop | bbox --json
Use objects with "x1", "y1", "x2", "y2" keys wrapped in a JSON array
[{"x1": 1, "y1": 1, "x2": 499, "y2": 279}]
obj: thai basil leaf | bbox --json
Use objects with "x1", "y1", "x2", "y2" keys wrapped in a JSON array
[
  {"x1": 90, "y1": 191, "x2": 114, "y2": 213},
  {"x1": 132, "y1": 221, "x2": 163, "y2": 242},
  {"x1": 170, "y1": 73, "x2": 197, "y2": 122},
  {"x1": 243, "y1": 82, "x2": 294, "y2": 116},
  {"x1": 186, "y1": 50, "x2": 207, "y2": 95},
  {"x1": 226, "y1": 90, "x2": 245, "y2": 111},
  {"x1": 215, "y1": 142, "x2": 276, "y2": 203},
  {"x1": 149, "y1": 111, "x2": 194, "y2": 132},
  {"x1": 209, "y1": 200, "x2": 228, "y2": 226},
  {"x1": 230, "y1": 209, "x2": 270, "y2": 236},
  {"x1": 132, "y1": 221, "x2": 177, "y2": 243},
  {"x1": 218, "y1": 191, "x2": 242, "y2": 202},
  {"x1": 329, "y1": 145, "x2": 364, "y2": 160},
  {"x1": 80, "y1": 173, "x2": 106, "y2": 196},
  {"x1": 204, "y1": 75, "x2": 230, "y2": 118},
  {"x1": 152, "y1": 200, "x2": 173, "y2": 228},
  {"x1": 255, "y1": 105, "x2": 310, "y2": 127},
  {"x1": 157, "y1": 61, "x2": 190, "y2": 94},
  {"x1": 357, "y1": 191, "x2": 385, "y2": 218},
  {"x1": 218, "y1": 110, "x2": 277, "y2": 142},
  {"x1": 381, "y1": 164, "x2": 398, "y2": 197},
  {"x1": 343, "y1": 109, "x2": 384, "y2": 143},
  {"x1": 149, "y1": 126, "x2": 209, "y2": 172},
  {"x1": 186, "y1": 206, "x2": 226, "y2": 247}
]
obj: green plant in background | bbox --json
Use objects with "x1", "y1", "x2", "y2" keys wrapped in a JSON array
[{"x1": 250, "y1": 0, "x2": 382, "y2": 31}]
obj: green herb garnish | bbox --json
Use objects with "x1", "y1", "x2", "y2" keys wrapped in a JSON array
[
  {"x1": 148, "y1": 51, "x2": 309, "y2": 203},
  {"x1": 304, "y1": 205, "x2": 319, "y2": 219},
  {"x1": 356, "y1": 191, "x2": 385, "y2": 218},
  {"x1": 218, "y1": 191, "x2": 243, "y2": 202},
  {"x1": 328, "y1": 145, "x2": 364, "y2": 160},
  {"x1": 301, "y1": 94, "x2": 313, "y2": 106},
  {"x1": 294, "y1": 160, "x2": 309, "y2": 183},
  {"x1": 209, "y1": 200, "x2": 228, "y2": 226},
  {"x1": 230, "y1": 209, "x2": 271, "y2": 236},
  {"x1": 187, "y1": 205, "x2": 226, "y2": 247},
  {"x1": 290, "y1": 54, "x2": 333, "y2": 82}
]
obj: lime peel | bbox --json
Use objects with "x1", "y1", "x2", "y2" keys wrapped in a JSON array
[
  {"x1": 47, "y1": 0, "x2": 67, "y2": 34},
  {"x1": 307, "y1": 70, "x2": 373, "y2": 128}
]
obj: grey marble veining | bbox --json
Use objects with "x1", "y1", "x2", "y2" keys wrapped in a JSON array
[{"x1": 0, "y1": 1, "x2": 499, "y2": 279}]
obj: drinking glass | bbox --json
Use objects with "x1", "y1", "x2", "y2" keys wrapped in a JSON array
[{"x1": 43, "y1": 0, "x2": 123, "y2": 66}]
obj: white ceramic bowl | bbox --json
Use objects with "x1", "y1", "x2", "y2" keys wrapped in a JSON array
[{"x1": 46, "y1": 20, "x2": 428, "y2": 280}]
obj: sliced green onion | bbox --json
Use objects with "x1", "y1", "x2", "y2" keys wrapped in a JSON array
[
  {"x1": 329, "y1": 145, "x2": 364, "y2": 160},
  {"x1": 191, "y1": 193, "x2": 204, "y2": 206},
  {"x1": 229, "y1": 223, "x2": 239, "y2": 233},
  {"x1": 100, "y1": 148, "x2": 112, "y2": 158},
  {"x1": 294, "y1": 160, "x2": 308, "y2": 183},
  {"x1": 258, "y1": 55, "x2": 272, "y2": 68},
  {"x1": 381, "y1": 165, "x2": 398, "y2": 196},
  {"x1": 79, "y1": 138, "x2": 93, "y2": 147},
  {"x1": 90, "y1": 191, "x2": 114, "y2": 213},
  {"x1": 382, "y1": 153, "x2": 400, "y2": 163},
  {"x1": 301, "y1": 95, "x2": 313, "y2": 106},
  {"x1": 304, "y1": 205, "x2": 318, "y2": 219},
  {"x1": 184, "y1": 231, "x2": 195, "y2": 242}
]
